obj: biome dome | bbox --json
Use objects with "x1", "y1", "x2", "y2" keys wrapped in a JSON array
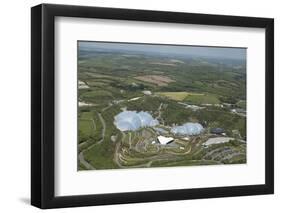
[
  {"x1": 171, "y1": 122, "x2": 204, "y2": 136},
  {"x1": 114, "y1": 111, "x2": 159, "y2": 131}
]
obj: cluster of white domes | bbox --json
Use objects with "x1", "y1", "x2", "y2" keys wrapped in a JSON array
[
  {"x1": 114, "y1": 111, "x2": 159, "y2": 131},
  {"x1": 171, "y1": 122, "x2": 204, "y2": 136}
]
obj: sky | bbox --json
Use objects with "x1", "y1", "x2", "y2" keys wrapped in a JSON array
[{"x1": 79, "y1": 41, "x2": 246, "y2": 60}]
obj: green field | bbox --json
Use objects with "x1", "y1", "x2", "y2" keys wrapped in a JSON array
[
  {"x1": 156, "y1": 91, "x2": 220, "y2": 105},
  {"x1": 156, "y1": 92, "x2": 203, "y2": 101}
]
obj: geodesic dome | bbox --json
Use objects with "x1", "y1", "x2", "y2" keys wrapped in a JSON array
[
  {"x1": 171, "y1": 122, "x2": 204, "y2": 136},
  {"x1": 114, "y1": 111, "x2": 159, "y2": 131}
]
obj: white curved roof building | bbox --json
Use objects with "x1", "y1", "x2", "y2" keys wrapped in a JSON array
[{"x1": 157, "y1": 136, "x2": 174, "y2": 145}]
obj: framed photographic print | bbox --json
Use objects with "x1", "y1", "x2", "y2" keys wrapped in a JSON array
[{"x1": 31, "y1": 3, "x2": 274, "y2": 209}]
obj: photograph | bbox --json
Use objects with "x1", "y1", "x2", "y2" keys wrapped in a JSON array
[{"x1": 77, "y1": 41, "x2": 247, "y2": 170}]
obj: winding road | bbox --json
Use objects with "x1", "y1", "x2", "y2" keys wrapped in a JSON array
[
  {"x1": 78, "y1": 109, "x2": 107, "y2": 170},
  {"x1": 78, "y1": 152, "x2": 95, "y2": 170}
]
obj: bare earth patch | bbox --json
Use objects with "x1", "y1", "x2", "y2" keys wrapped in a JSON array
[{"x1": 134, "y1": 75, "x2": 175, "y2": 86}]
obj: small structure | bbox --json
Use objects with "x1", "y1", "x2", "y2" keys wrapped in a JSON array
[
  {"x1": 78, "y1": 80, "x2": 89, "y2": 89},
  {"x1": 143, "y1": 90, "x2": 152, "y2": 95},
  {"x1": 203, "y1": 137, "x2": 234, "y2": 146},
  {"x1": 210, "y1": 128, "x2": 225, "y2": 135},
  {"x1": 231, "y1": 108, "x2": 246, "y2": 117},
  {"x1": 78, "y1": 101, "x2": 95, "y2": 107},
  {"x1": 182, "y1": 137, "x2": 190, "y2": 141},
  {"x1": 178, "y1": 102, "x2": 205, "y2": 111},
  {"x1": 128, "y1": 97, "x2": 141, "y2": 101},
  {"x1": 157, "y1": 136, "x2": 174, "y2": 145}
]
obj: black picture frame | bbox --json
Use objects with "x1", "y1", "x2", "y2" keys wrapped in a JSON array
[{"x1": 31, "y1": 3, "x2": 274, "y2": 209}]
